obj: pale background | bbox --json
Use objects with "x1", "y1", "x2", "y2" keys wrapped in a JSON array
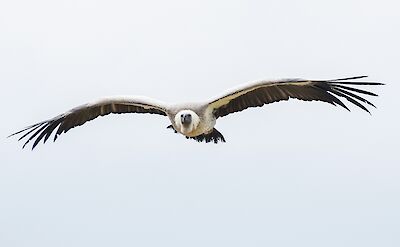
[{"x1": 0, "y1": 0, "x2": 399, "y2": 246}]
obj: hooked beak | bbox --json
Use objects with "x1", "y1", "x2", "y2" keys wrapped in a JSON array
[{"x1": 181, "y1": 114, "x2": 192, "y2": 125}]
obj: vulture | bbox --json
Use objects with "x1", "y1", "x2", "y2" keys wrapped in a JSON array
[{"x1": 9, "y1": 76, "x2": 383, "y2": 149}]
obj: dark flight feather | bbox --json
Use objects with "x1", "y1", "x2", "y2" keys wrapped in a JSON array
[
  {"x1": 10, "y1": 100, "x2": 166, "y2": 149},
  {"x1": 212, "y1": 76, "x2": 382, "y2": 118}
]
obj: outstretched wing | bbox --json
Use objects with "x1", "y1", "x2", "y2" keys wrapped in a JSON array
[
  {"x1": 9, "y1": 96, "x2": 168, "y2": 149},
  {"x1": 207, "y1": 76, "x2": 383, "y2": 118}
]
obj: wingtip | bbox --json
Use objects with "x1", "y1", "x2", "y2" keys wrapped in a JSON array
[
  {"x1": 331, "y1": 75, "x2": 369, "y2": 81},
  {"x1": 22, "y1": 142, "x2": 29, "y2": 149},
  {"x1": 337, "y1": 101, "x2": 351, "y2": 112},
  {"x1": 354, "y1": 75, "x2": 369, "y2": 80},
  {"x1": 7, "y1": 130, "x2": 23, "y2": 138}
]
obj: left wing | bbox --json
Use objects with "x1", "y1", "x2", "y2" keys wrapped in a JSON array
[{"x1": 207, "y1": 76, "x2": 383, "y2": 118}]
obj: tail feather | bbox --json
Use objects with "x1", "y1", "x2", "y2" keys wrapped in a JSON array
[
  {"x1": 188, "y1": 128, "x2": 226, "y2": 144},
  {"x1": 167, "y1": 125, "x2": 226, "y2": 143}
]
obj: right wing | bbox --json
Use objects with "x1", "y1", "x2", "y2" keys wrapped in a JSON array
[{"x1": 9, "y1": 96, "x2": 168, "y2": 149}]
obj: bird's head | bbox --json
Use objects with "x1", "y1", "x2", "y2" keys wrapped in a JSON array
[{"x1": 174, "y1": 110, "x2": 200, "y2": 135}]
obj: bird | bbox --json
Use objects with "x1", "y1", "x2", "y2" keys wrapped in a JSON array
[{"x1": 9, "y1": 76, "x2": 383, "y2": 149}]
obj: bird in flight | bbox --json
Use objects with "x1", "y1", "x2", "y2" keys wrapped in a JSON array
[{"x1": 9, "y1": 76, "x2": 383, "y2": 149}]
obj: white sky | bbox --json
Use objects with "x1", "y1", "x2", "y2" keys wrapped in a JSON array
[{"x1": 0, "y1": 0, "x2": 399, "y2": 246}]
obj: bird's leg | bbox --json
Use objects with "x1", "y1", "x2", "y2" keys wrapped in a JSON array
[{"x1": 166, "y1": 125, "x2": 178, "y2": 133}]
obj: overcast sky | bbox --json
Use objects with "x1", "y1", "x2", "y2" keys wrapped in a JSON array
[{"x1": 0, "y1": 0, "x2": 399, "y2": 246}]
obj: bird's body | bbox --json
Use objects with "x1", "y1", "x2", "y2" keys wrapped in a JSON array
[
  {"x1": 9, "y1": 76, "x2": 383, "y2": 149},
  {"x1": 167, "y1": 103, "x2": 215, "y2": 137}
]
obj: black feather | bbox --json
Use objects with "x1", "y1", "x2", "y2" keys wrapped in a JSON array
[
  {"x1": 332, "y1": 84, "x2": 379, "y2": 96},
  {"x1": 330, "y1": 89, "x2": 371, "y2": 114},
  {"x1": 333, "y1": 87, "x2": 376, "y2": 108}
]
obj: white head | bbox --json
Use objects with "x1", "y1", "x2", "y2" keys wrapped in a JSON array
[{"x1": 174, "y1": 110, "x2": 200, "y2": 135}]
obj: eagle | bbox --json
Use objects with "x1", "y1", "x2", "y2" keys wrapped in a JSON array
[{"x1": 9, "y1": 76, "x2": 383, "y2": 149}]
